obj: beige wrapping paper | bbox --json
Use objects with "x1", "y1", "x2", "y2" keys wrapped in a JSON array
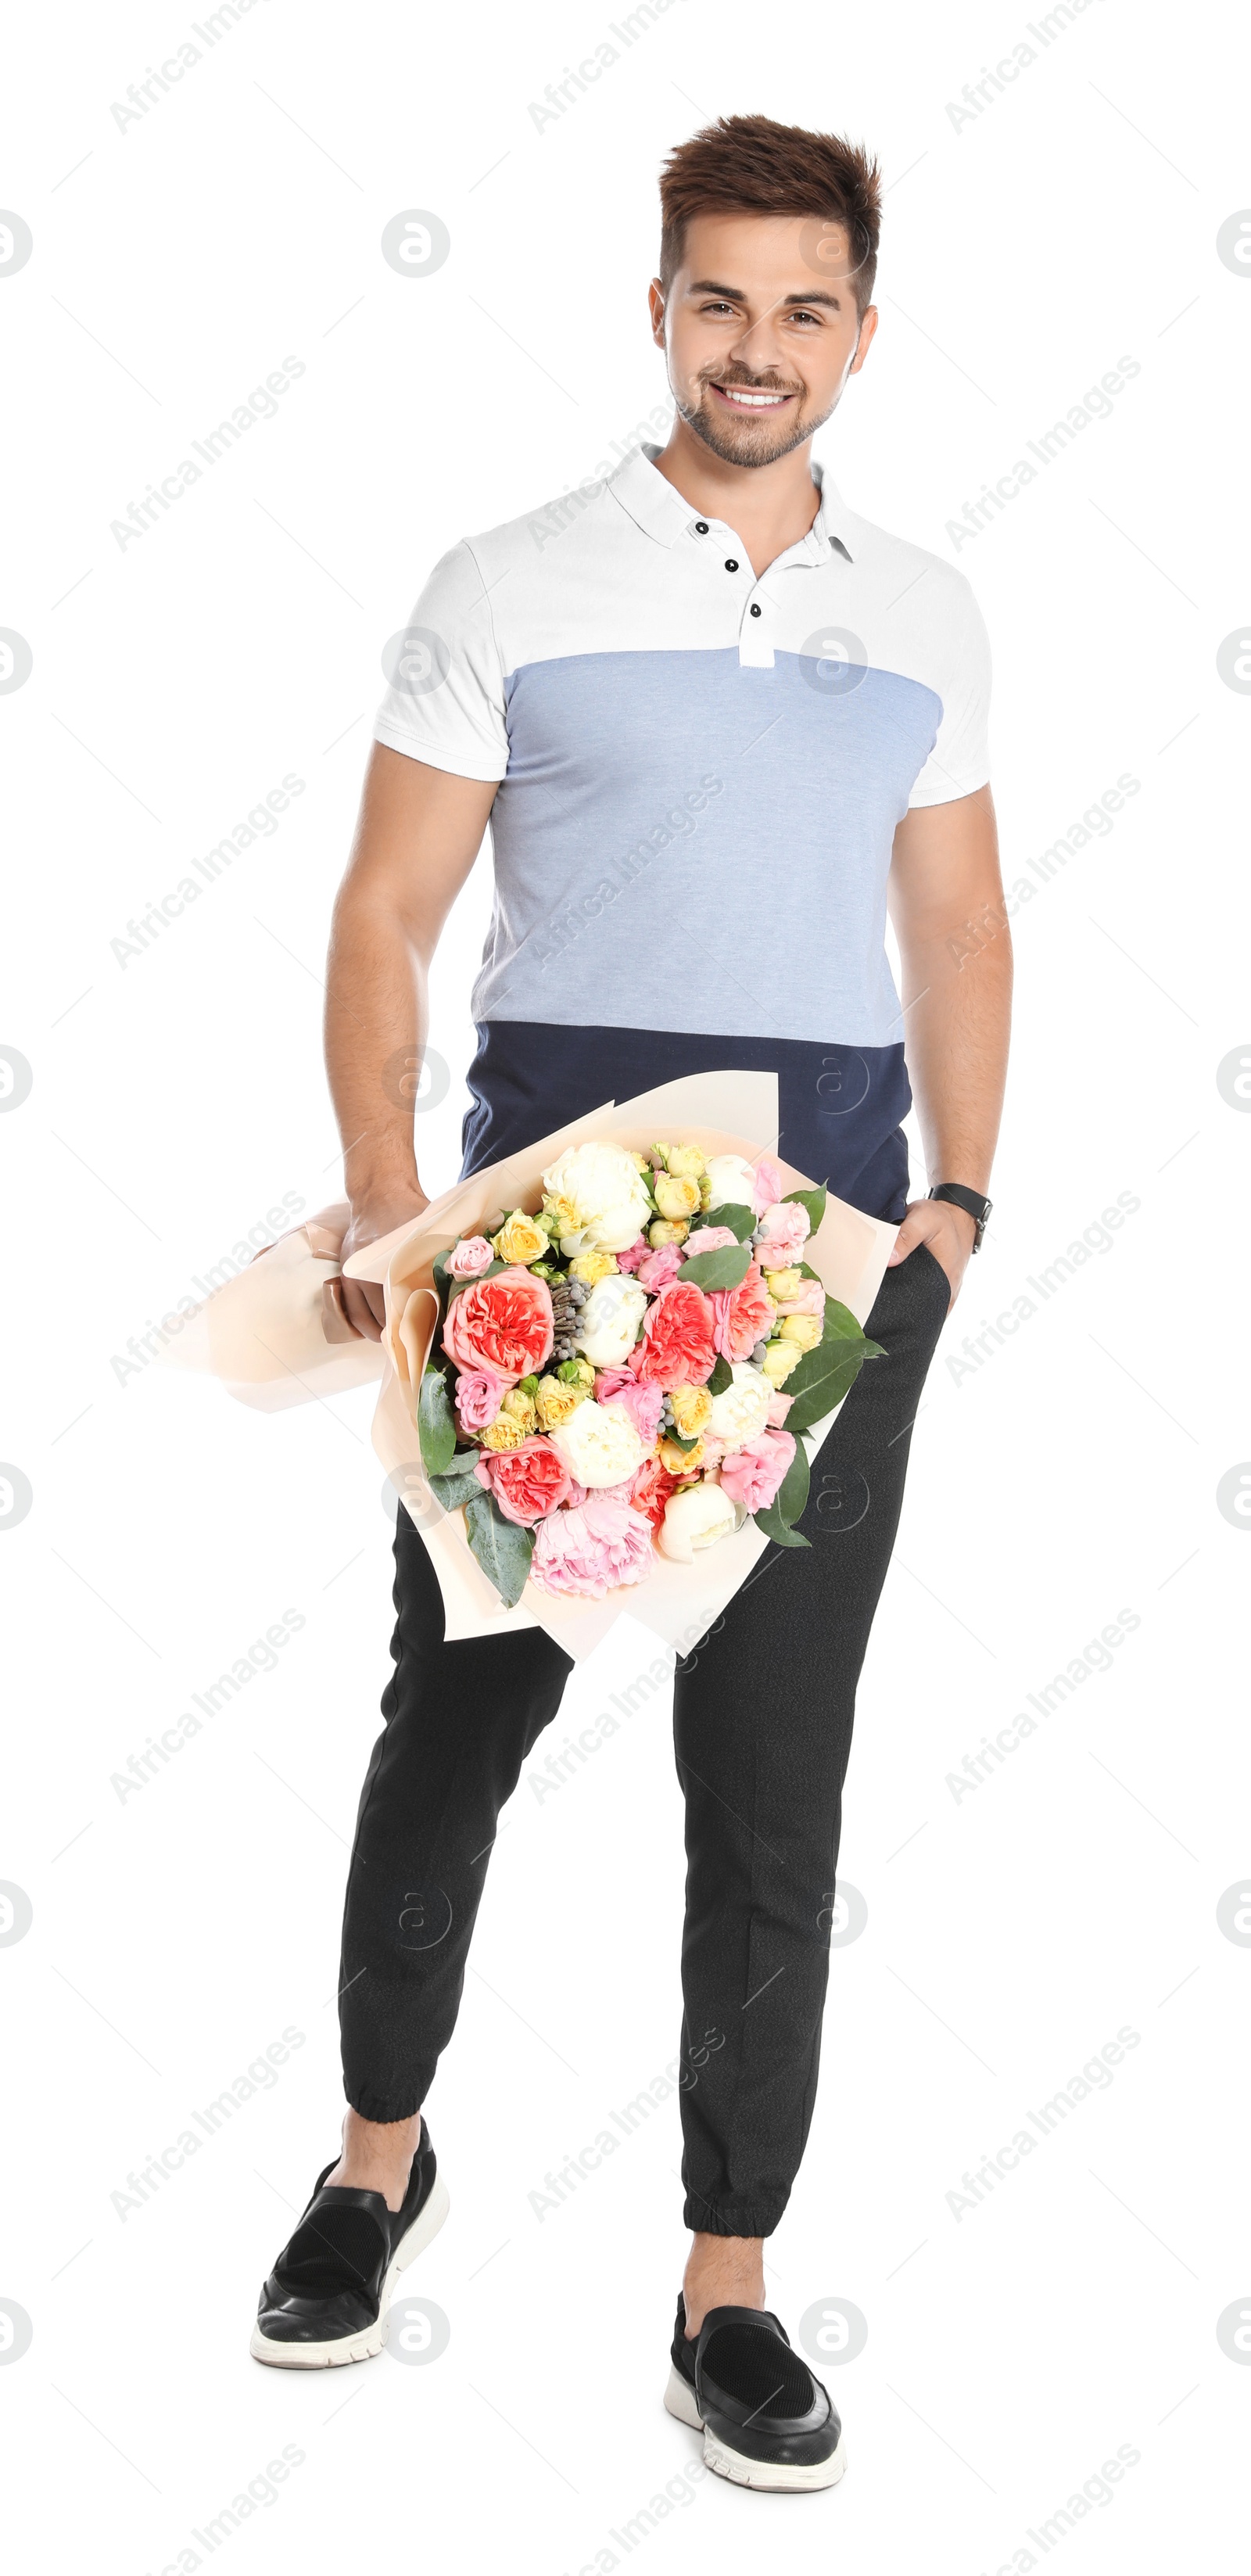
[{"x1": 163, "y1": 1072, "x2": 898, "y2": 1659}]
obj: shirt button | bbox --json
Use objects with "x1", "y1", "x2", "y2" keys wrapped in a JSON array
[
  {"x1": 749, "y1": 603, "x2": 762, "y2": 618},
  {"x1": 694, "y1": 520, "x2": 708, "y2": 534},
  {"x1": 724, "y1": 558, "x2": 739, "y2": 572}
]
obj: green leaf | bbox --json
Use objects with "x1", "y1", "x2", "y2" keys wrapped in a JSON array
[
  {"x1": 783, "y1": 1185, "x2": 827, "y2": 1234},
  {"x1": 706, "y1": 1200, "x2": 757, "y2": 1243},
  {"x1": 796, "y1": 1259, "x2": 823, "y2": 1282},
  {"x1": 463, "y1": 1491, "x2": 534, "y2": 1607},
  {"x1": 679, "y1": 1242, "x2": 751, "y2": 1290},
  {"x1": 752, "y1": 1501, "x2": 811, "y2": 1548},
  {"x1": 782, "y1": 1332, "x2": 884, "y2": 1433},
  {"x1": 708, "y1": 1353, "x2": 733, "y2": 1396},
  {"x1": 821, "y1": 1297, "x2": 867, "y2": 1343},
  {"x1": 665, "y1": 1428, "x2": 700, "y2": 1455},
  {"x1": 518, "y1": 1373, "x2": 539, "y2": 1398},
  {"x1": 445, "y1": 1257, "x2": 507, "y2": 1304},
  {"x1": 418, "y1": 1365, "x2": 457, "y2": 1475},
  {"x1": 428, "y1": 1462, "x2": 483, "y2": 1512},
  {"x1": 773, "y1": 1432, "x2": 811, "y2": 1527}
]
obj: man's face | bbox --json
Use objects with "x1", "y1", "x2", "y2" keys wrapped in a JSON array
[{"x1": 651, "y1": 210, "x2": 876, "y2": 468}]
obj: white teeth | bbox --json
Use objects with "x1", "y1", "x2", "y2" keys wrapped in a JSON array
[{"x1": 717, "y1": 387, "x2": 788, "y2": 407}]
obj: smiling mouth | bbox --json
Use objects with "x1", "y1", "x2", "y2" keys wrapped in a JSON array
[{"x1": 707, "y1": 382, "x2": 796, "y2": 413}]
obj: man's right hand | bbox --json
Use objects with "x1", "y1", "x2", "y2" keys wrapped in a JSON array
[{"x1": 339, "y1": 1187, "x2": 429, "y2": 1340}]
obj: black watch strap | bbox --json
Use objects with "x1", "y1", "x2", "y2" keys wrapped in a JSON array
[{"x1": 928, "y1": 1182, "x2": 992, "y2": 1250}]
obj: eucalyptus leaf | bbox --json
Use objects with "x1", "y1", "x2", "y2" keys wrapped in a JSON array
[
  {"x1": 418, "y1": 1365, "x2": 457, "y2": 1475},
  {"x1": 428, "y1": 1462, "x2": 483, "y2": 1512},
  {"x1": 464, "y1": 1491, "x2": 534, "y2": 1607},
  {"x1": 679, "y1": 1242, "x2": 751, "y2": 1290},
  {"x1": 783, "y1": 1184, "x2": 827, "y2": 1234}
]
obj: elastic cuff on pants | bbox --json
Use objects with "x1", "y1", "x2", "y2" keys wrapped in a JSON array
[
  {"x1": 683, "y1": 2195, "x2": 787, "y2": 2240},
  {"x1": 345, "y1": 2089, "x2": 425, "y2": 2126}
]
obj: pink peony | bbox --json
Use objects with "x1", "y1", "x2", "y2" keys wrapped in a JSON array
[
  {"x1": 751, "y1": 1157, "x2": 786, "y2": 1214},
  {"x1": 595, "y1": 1372, "x2": 665, "y2": 1445},
  {"x1": 708, "y1": 1259, "x2": 774, "y2": 1363},
  {"x1": 615, "y1": 1236, "x2": 649, "y2": 1273},
  {"x1": 681, "y1": 1225, "x2": 737, "y2": 1259},
  {"x1": 446, "y1": 1235, "x2": 494, "y2": 1279},
  {"x1": 454, "y1": 1367, "x2": 508, "y2": 1432},
  {"x1": 474, "y1": 1436, "x2": 575, "y2": 1526},
  {"x1": 718, "y1": 1429, "x2": 796, "y2": 1515},
  {"x1": 772, "y1": 1276, "x2": 825, "y2": 1318},
  {"x1": 529, "y1": 1493, "x2": 655, "y2": 1598},
  {"x1": 443, "y1": 1266, "x2": 554, "y2": 1385},
  {"x1": 755, "y1": 1200, "x2": 810, "y2": 1268},
  {"x1": 636, "y1": 1243, "x2": 683, "y2": 1290},
  {"x1": 765, "y1": 1391, "x2": 794, "y2": 1427},
  {"x1": 636, "y1": 1280, "x2": 718, "y2": 1389}
]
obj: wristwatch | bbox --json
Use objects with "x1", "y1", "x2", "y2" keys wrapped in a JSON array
[{"x1": 928, "y1": 1182, "x2": 992, "y2": 1252}]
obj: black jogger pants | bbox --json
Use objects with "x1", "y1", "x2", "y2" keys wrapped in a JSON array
[{"x1": 339, "y1": 1240, "x2": 950, "y2": 2237}]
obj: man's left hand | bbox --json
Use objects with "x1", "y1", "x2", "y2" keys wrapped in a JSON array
[{"x1": 885, "y1": 1197, "x2": 978, "y2": 1309}]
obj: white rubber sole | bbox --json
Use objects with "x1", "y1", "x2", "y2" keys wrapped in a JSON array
[
  {"x1": 663, "y1": 2361, "x2": 848, "y2": 2492},
  {"x1": 249, "y1": 2172, "x2": 450, "y2": 2369}
]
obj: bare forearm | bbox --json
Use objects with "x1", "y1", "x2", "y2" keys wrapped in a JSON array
[
  {"x1": 324, "y1": 887, "x2": 427, "y2": 1204},
  {"x1": 898, "y1": 927, "x2": 1012, "y2": 1192}
]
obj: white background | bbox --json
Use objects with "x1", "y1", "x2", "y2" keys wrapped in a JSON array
[{"x1": 2, "y1": 2, "x2": 1249, "y2": 2568}]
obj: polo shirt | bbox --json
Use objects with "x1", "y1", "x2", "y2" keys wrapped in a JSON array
[{"x1": 374, "y1": 442, "x2": 991, "y2": 1220}]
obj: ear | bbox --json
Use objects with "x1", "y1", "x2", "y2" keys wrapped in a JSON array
[
  {"x1": 849, "y1": 305, "x2": 879, "y2": 377},
  {"x1": 648, "y1": 278, "x2": 666, "y2": 349}
]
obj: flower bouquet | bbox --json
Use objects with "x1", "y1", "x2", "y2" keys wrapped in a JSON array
[{"x1": 417, "y1": 1136, "x2": 884, "y2": 1612}]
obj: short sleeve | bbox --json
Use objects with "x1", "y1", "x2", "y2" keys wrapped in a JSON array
[
  {"x1": 374, "y1": 540, "x2": 508, "y2": 782},
  {"x1": 907, "y1": 575, "x2": 991, "y2": 808}
]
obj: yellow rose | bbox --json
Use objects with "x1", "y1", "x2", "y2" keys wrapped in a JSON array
[
  {"x1": 479, "y1": 1414, "x2": 526, "y2": 1451},
  {"x1": 665, "y1": 1144, "x2": 706, "y2": 1179},
  {"x1": 629, "y1": 1150, "x2": 652, "y2": 1174},
  {"x1": 761, "y1": 1340, "x2": 802, "y2": 1386},
  {"x1": 669, "y1": 1384, "x2": 712, "y2": 1438},
  {"x1": 492, "y1": 1210, "x2": 548, "y2": 1266},
  {"x1": 780, "y1": 1314, "x2": 822, "y2": 1350},
  {"x1": 542, "y1": 1195, "x2": 578, "y2": 1239},
  {"x1": 648, "y1": 1217, "x2": 689, "y2": 1248},
  {"x1": 659, "y1": 1434, "x2": 706, "y2": 1474},
  {"x1": 568, "y1": 1250, "x2": 619, "y2": 1284},
  {"x1": 654, "y1": 1171, "x2": 701, "y2": 1221},
  {"x1": 764, "y1": 1267, "x2": 802, "y2": 1303},
  {"x1": 651, "y1": 1140, "x2": 672, "y2": 1166},
  {"x1": 535, "y1": 1374, "x2": 589, "y2": 1431},
  {"x1": 500, "y1": 1386, "x2": 538, "y2": 1434}
]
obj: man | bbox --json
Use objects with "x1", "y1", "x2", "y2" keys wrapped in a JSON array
[{"x1": 252, "y1": 113, "x2": 1010, "y2": 2494}]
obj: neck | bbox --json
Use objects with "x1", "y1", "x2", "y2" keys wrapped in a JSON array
[{"x1": 650, "y1": 414, "x2": 821, "y2": 574}]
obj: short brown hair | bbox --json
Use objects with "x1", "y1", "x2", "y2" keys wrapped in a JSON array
[{"x1": 658, "y1": 113, "x2": 882, "y2": 314}]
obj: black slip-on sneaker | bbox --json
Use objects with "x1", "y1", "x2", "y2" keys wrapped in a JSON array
[
  {"x1": 249, "y1": 2119, "x2": 449, "y2": 2369},
  {"x1": 665, "y1": 2294, "x2": 846, "y2": 2492}
]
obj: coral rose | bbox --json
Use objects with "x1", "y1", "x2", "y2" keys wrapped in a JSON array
[
  {"x1": 443, "y1": 1266, "x2": 554, "y2": 1385},
  {"x1": 529, "y1": 1494, "x2": 655, "y2": 1598},
  {"x1": 708, "y1": 1258, "x2": 773, "y2": 1364},
  {"x1": 628, "y1": 1456, "x2": 682, "y2": 1532},
  {"x1": 474, "y1": 1436, "x2": 575, "y2": 1525},
  {"x1": 718, "y1": 1429, "x2": 796, "y2": 1515},
  {"x1": 636, "y1": 1279, "x2": 717, "y2": 1389}
]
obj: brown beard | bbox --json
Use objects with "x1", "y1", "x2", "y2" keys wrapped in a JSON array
[{"x1": 676, "y1": 374, "x2": 837, "y2": 468}]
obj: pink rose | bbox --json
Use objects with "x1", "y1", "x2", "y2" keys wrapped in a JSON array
[
  {"x1": 636, "y1": 1243, "x2": 682, "y2": 1290},
  {"x1": 681, "y1": 1225, "x2": 737, "y2": 1259},
  {"x1": 755, "y1": 1200, "x2": 810, "y2": 1268},
  {"x1": 473, "y1": 1436, "x2": 574, "y2": 1525},
  {"x1": 636, "y1": 1280, "x2": 717, "y2": 1389},
  {"x1": 765, "y1": 1391, "x2": 794, "y2": 1427},
  {"x1": 446, "y1": 1235, "x2": 494, "y2": 1279},
  {"x1": 718, "y1": 1429, "x2": 796, "y2": 1515},
  {"x1": 772, "y1": 1277, "x2": 825, "y2": 1318},
  {"x1": 595, "y1": 1372, "x2": 664, "y2": 1445},
  {"x1": 708, "y1": 1258, "x2": 773, "y2": 1363},
  {"x1": 615, "y1": 1236, "x2": 648, "y2": 1273},
  {"x1": 454, "y1": 1367, "x2": 508, "y2": 1432},
  {"x1": 751, "y1": 1157, "x2": 785, "y2": 1214},
  {"x1": 529, "y1": 1493, "x2": 655, "y2": 1598},
  {"x1": 443, "y1": 1266, "x2": 554, "y2": 1385}
]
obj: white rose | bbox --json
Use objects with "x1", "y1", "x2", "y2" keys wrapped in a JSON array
[
  {"x1": 572, "y1": 1272, "x2": 648, "y2": 1369},
  {"x1": 542, "y1": 1141, "x2": 653, "y2": 1254},
  {"x1": 656, "y1": 1482, "x2": 745, "y2": 1561},
  {"x1": 707, "y1": 1362, "x2": 772, "y2": 1447},
  {"x1": 549, "y1": 1397, "x2": 646, "y2": 1490},
  {"x1": 704, "y1": 1153, "x2": 757, "y2": 1213}
]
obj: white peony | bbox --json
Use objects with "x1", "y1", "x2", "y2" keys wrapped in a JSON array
[
  {"x1": 704, "y1": 1153, "x2": 757, "y2": 1212},
  {"x1": 707, "y1": 1362, "x2": 772, "y2": 1448},
  {"x1": 657, "y1": 1482, "x2": 745, "y2": 1561},
  {"x1": 542, "y1": 1141, "x2": 653, "y2": 1254},
  {"x1": 572, "y1": 1273, "x2": 648, "y2": 1369},
  {"x1": 549, "y1": 1397, "x2": 646, "y2": 1490}
]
